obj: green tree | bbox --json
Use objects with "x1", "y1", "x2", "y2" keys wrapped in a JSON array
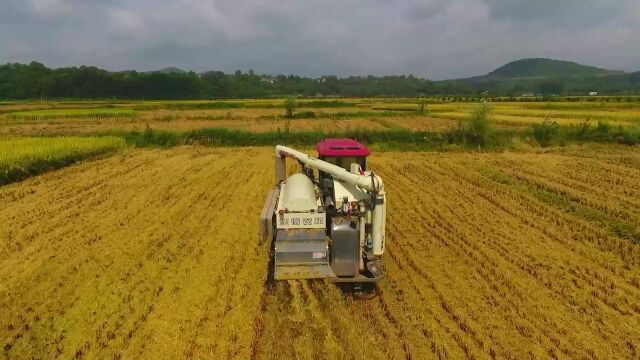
[
  {"x1": 464, "y1": 103, "x2": 494, "y2": 147},
  {"x1": 284, "y1": 96, "x2": 297, "y2": 118}
]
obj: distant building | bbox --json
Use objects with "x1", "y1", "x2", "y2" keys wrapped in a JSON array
[{"x1": 589, "y1": 91, "x2": 598, "y2": 96}]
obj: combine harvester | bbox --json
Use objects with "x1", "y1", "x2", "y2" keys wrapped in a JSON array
[{"x1": 260, "y1": 139, "x2": 386, "y2": 284}]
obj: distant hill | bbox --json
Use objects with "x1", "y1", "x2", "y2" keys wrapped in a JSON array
[
  {"x1": 156, "y1": 67, "x2": 187, "y2": 74},
  {"x1": 440, "y1": 58, "x2": 637, "y2": 95},
  {"x1": 483, "y1": 58, "x2": 623, "y2": 80}
]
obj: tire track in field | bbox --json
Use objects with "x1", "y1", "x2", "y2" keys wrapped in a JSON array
[
  {"x1": 252, "y1": 278, "x2": 410, "y2": 360},
  {"x1": 374, "y1": 286, "x2": 415, "y2": 360}
]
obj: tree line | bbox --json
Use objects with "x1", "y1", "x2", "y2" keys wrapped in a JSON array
[
  {"x1": 1, "y1": 62, "x2": 639, "y2": 100},
  {"x1": 0, "y1": 62, "x2": 442, "y2": 99}
]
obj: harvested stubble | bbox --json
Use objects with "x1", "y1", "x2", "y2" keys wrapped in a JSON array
[{"x1": 1, "y1": 146, "x2": 639, "y2": 359}]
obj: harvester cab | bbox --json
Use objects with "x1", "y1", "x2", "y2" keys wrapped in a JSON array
[{"x1": 260, "y1": 139, "x2": 386, "y2": 283}]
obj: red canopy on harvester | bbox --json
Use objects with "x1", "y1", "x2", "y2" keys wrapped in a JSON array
[{"x1": 316, "y1": 139, "x2": 370, "y2": 157}]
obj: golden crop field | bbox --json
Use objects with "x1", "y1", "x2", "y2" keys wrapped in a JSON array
[
  {"x1": 2, "y1": 145, "x2": 640, "y2": 359},
  {"x1": 0, "y1": 109, "x2": 458, "y2": 136},
  {"x1": 2, "y1": 99, "x2": 640, "y2": 136}
]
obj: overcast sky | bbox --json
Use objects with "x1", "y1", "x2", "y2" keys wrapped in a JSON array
[{"x1": 1, "y1": 0, "x2": 639, "y2": 79}]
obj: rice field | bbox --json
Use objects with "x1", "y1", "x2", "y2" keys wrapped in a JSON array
[
  {"x1": 0, "y1": 136, "x2": 125, "y2": 185},
  {"x1": 1, "y1": 145, "x2": 639, "y2": 359},
  {"x1": 1, "y1": 99, "x2": 639, "y2": 136},
  {"x1": 8, "y1": 108, "x2": 136, "y2": 121}
]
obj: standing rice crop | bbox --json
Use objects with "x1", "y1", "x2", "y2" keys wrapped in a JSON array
[{"x1": 0, "y1": 136, "x2": 125, "y2": 185}]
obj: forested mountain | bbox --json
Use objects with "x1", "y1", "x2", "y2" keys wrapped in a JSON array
[
  {"x1": 451, "y1": 58, "x2": 637, "y2": 96},
  {"x1": 484, "y1": 58, "x2": 622, "y2": 79}
]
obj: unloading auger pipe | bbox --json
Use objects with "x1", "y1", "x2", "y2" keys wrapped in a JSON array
[{"x1": 275, "y1": 145, "x2": 384, "y2": 193}]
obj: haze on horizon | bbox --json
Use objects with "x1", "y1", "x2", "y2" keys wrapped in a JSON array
[{"x1": 1, "y1": 0, "x2": 639, "y2": 80}]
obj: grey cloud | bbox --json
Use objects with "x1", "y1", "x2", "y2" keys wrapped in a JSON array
[
  {"x1": 0, "y1": 0, "x2": 638, "y2": 79},
  {"x1": 403, "y1": 1, "x2": 450, "y2": 22},
  {"x1": 484, "y1": 0, "x2": 626, "y2": 26}
]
